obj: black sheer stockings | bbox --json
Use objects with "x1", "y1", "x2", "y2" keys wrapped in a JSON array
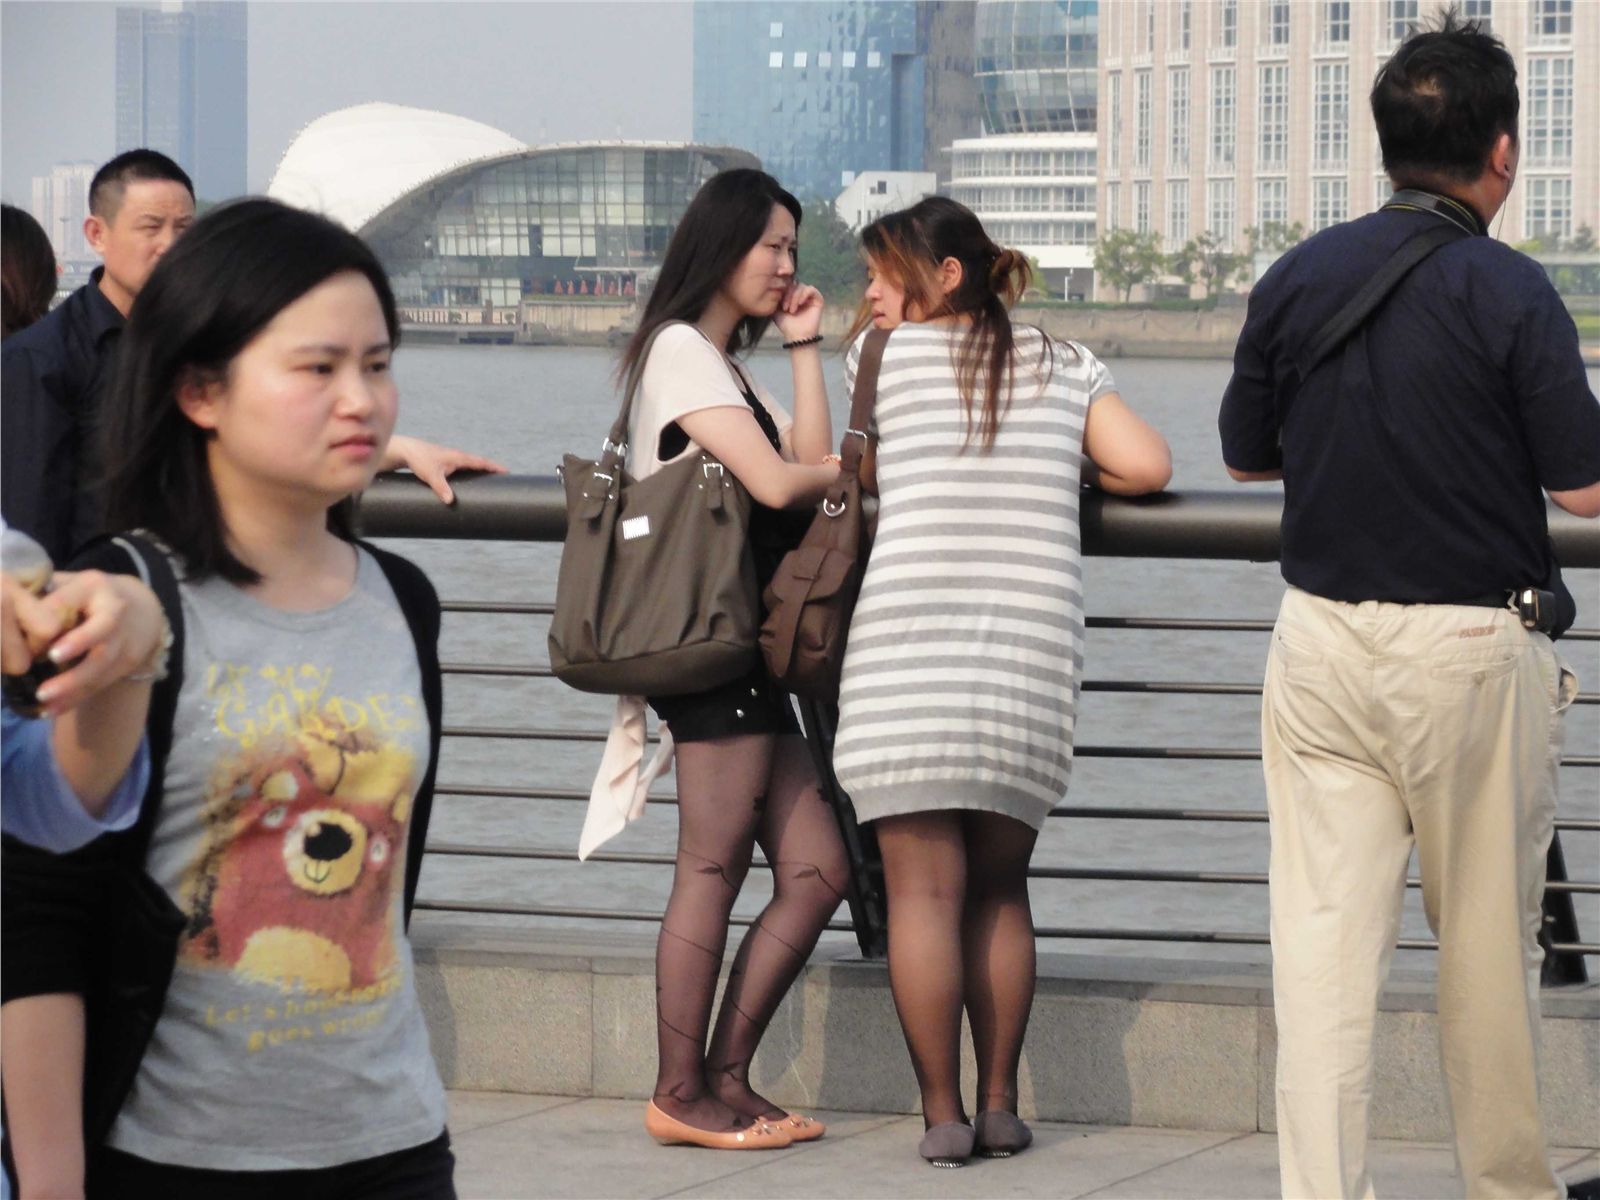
[
  {"x1": 706, "y1": 856, "x2": 846, "y2": 1121},
  {"x1": 652, "y1": 736, "x2": 849, "y2": 1133},
  {"x1": 876, "y1": 811, "x2": 1039, "y2": 1129}
]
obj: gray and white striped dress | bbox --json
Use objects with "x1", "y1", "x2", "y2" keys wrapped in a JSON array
[{"x1": 833, "y1": 323, "x2": 1114, "y2": 831}]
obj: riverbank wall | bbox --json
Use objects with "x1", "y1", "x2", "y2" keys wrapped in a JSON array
[
  {"x1": 411, "y1": 921, "x2": 1599, "y2": 1146},
  {"x1": 399, "y1": 298, "x2": 1598, "y2": 363}
]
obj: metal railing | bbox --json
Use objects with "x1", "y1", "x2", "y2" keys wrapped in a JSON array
[{"x1": 358, "y1": 475, "x2": 1600, "y2": 981}]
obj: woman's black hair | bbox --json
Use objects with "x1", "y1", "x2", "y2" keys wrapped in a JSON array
[
  {"x1": 98, "y1": 196, "x2": 400, "y2": 584},
  {"x1": 1371, "y1": 8, "x2": 1519, "y2": 185},
  {"x1": 2, "y1": 203, "x2": 58, "y2": 338},
  {"x1": 618, "y1": 168, "x2": 802, "y2": 381}
]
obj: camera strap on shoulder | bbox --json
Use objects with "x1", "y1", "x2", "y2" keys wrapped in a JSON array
[{"x1": 1294, "y1": 218, "x2": 1469, "y2": 381}]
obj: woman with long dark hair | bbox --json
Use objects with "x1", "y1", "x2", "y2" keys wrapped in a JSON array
[
  {"x1": 833, "y1": 197, "x2": 1172, "y2": 1167},
  {"x1": 54, "y1": 197, "x2": 451, "y2": 1196},
  {"x1": 1, "y1": 204, "x2": 57, "y2": 339},
  {"x1": 593, "y1": 168, "x2": 849, "y2": 1150}
]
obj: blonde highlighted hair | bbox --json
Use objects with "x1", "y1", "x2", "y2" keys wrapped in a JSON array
[{"x1": 845, "y1": 196, "x2": 1049, "y2": 449}]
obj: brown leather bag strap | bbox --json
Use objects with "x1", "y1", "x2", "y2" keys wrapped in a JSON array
[{"x1": 839, "y1": 328, "x2": 890, "y2": 477}]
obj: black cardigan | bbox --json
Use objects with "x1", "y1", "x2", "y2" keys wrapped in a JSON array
[{"x1": 0, "y1": 536, "x2": 443, "y2": 1002}]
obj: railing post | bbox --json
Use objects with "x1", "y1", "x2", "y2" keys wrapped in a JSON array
[
  {"x1": 796, "y1": 698, "x2": 888, "y2": 959},
  {"x1": 1541, "y1": 833, "x2": 1589, "y2": 986}
]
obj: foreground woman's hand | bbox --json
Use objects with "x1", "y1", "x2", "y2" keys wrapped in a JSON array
[
  {"x1": 382, "y1": 434, "x2": 509, "y2": 504},
  {"x1": 2, "y1": 570, "x2": 166, "y2": 716}
]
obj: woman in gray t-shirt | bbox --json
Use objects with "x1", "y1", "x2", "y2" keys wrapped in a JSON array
[{"x1": 76, "y1": 199, "x2": 454, "y2": 1195}]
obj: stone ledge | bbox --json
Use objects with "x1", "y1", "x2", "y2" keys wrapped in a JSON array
[{"x1": 409, "y1": 918, "x2": 1599, "y2": 1147}]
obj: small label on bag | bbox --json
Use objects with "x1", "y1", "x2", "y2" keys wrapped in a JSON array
[{"x1": 622, "y1": 516, "x2": 651, "y2": 540}]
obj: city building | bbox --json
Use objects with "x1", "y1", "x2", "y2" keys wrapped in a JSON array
[
  {"x1": 835, "y1": 170, "x2": 938, "y2": 231},
  {"x1": 267, "y1": 104, "x2": 758, "y2": 325},
  {"x1": 949, "y1": 1, "x2": 1102, "y2": 299},
  {"x1": 1099, "y1": 0, "x2": 1598, "y2": 297},
  {"x1": 30, "y1": 161, "x2": 96, "y2": 267},
  {"x1": 115, "y1": 0, "x2": 247, "y2": 201},
  {"x1": 692, "y1": 2, "x2": 981, "y2": 200}
]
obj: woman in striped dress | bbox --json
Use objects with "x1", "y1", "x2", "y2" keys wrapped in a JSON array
[{"x1": 833, "y1": 197, "x2": 1172, "y2": 1167}]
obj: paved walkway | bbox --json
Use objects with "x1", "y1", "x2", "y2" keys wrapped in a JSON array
[{"x1": 448, "y1": 1092, "x2": 1598, "y2": 1199}]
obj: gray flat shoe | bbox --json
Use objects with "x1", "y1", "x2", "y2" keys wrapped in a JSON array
[
  {"x1": 918, "y1": 1121, "x2": 975, "y2": 1168},
  {"x1": 974, "y1": 1110, "x2": 1032, "y2": 1158}
]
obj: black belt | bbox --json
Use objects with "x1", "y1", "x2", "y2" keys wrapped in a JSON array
[{"x1": 1455, "y1": 591, "x2": 1516, "y2": 610}]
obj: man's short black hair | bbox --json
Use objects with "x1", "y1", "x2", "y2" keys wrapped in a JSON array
[
  {"x1": 88, "y1": 149, "x2": 195, "y2": 220},
  {"x1": 1371, "y1": 8, "x2": 1519, "y2": 185}
]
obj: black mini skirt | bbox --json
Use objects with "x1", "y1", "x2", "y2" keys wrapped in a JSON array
[{"x1": 647, "y1": 661, "x2": 800, "y2": 742}]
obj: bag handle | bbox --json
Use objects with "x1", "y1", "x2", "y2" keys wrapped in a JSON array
[
  {"x1": 814, "y1": 327, "x2": 891, "y2": 521},
  {"x1": 839, "y1": 328, "x2": 889, "y2": 478},
  {"x1": 604, "y1": 319, "x2": 696, "y2": 474}
]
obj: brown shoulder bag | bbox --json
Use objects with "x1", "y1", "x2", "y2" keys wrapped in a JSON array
[
  {"x1": 759, "y1": 327, "x2": 890, "y2": 700},
  {"x1": 548, "y1": 321, "x2": 760, "y2": 695}
]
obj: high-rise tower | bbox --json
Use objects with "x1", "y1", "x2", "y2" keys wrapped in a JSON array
[{"x1": 115, "y1": 1, "x2": 247, "y2": 202}]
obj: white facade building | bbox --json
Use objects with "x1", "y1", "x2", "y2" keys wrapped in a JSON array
[
  {"x1": 950, "y1": 132, "x2": 1098, "y2": 299},
  {"x1": 1099, "y1": 0, "x2": 1598, "y2": 298},
  {"x1": 30, "y1": 162, "x2": 96, "y2": 266},
  {"x1": 835, "y1": 171, "x2": 937, "y2": 231}
]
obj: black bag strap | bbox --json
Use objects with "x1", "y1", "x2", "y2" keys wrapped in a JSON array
[
  {"x1": 1295, "y1": 220, "x2": 1467, "y2": 381},
  {"x1": 360, "y1": 541, "x2": 443, "y2": 928},
  {"x1": 84, "y1": 532, "x2": 186, "y2": 864}
]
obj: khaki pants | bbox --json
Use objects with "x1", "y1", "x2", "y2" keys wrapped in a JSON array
[{"x1": 1263, "y1": 587, "x2": 1577, "y2": 1200}]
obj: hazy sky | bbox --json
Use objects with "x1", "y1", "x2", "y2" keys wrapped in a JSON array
[{"x1": 1, "y1": 0, "x2": 694, "y2": 203}]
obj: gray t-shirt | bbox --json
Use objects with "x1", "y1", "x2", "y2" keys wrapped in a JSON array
[{"x1": 109, "y1": 549, "x2": 447, "y2": 1170}]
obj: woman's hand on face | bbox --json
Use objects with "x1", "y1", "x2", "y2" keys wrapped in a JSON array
[{"x1": 772, "y1": 283, "x2": 824, "y2": 342}]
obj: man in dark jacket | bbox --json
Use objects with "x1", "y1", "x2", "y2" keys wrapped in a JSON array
[
  {"x1": 2, "y1": 151, "x2": 194, "y2": 561},
  {"x1": 2, "y1": 154, "x2": 505, "y2": 566},
  {"x1": 1220, "y1": 14, "x2": 1600, "y2": 1200}
]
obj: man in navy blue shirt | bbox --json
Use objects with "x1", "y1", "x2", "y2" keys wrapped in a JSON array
[
  {"x1": 1221, "y1": 15, "x2": 1600, "y2": 1200},
  {"x1": 2, "y1": 151, "x2": 195, "y2": 563}
]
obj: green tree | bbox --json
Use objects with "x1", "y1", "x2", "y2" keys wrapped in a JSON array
[
  {"x1": 1093, "y1": 229, "x2": 1165, "y2": 302},
  {"x1": 1170, "y1": 232, "x2": 1248, "y2": 299},
  {"x1": 1243, "y1": 220, "x2": 1306, "y2": 256},
  {"x1": 798, "y1": 200, "x2": 866, "y2": 310}
]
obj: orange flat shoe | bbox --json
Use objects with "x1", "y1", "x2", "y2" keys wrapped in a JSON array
[
  {"x1": 771, "y1": 1111, "x2": 826, "y2": 1142},
  {"x1": 644, "y1": 1101, "x2": 793, "y2": 1150}
]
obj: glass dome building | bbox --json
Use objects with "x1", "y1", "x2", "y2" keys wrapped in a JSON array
[
  {"x1": 268, "y1": 104, "x2": 758, "y2": 314},
  {"x1": 975, "y1": 0, "x2": 1099, "y2": 135}
]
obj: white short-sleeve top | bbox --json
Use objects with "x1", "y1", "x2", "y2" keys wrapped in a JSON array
[{"x1": 627, "y1": 323, "x2": 794, "y2": 480}]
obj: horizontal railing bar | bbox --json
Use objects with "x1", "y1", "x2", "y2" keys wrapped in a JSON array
[
  {"x1": 430, "y1": 785, "x2": 1600, "y2": 832},
  {"x1": 438, "y1": 727, "x2": 1600, "y2": 768},
  {"x1": 441, "y1": 601, "x2": 556, "y2": 616},
  {"x1": 423, "y1": 842, "x2": 1598, "y2": 895},
  {"x1": 412, "y1": 898, "x2": 852, "y2": 932},
  {"x1": 434, "y1": 610, "x2": 1598, "y2": 644},
  {"x1": 362, "y1": 476, "x2": 1600, "y2": 569},
  {"x1": 408, "y1": 899, "x2": 1598, "y2": 956},
  {"x1": 435, "y1": 661, "x2": 1600, "y2": 707}
]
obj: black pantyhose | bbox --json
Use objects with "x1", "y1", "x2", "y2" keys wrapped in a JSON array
[
  {"x1": 875, "y1": 810, "x2": 1039, "y2": 1128},
  {"x1": 652, "y1": 735, "x2": 849, "y2": 1133}
]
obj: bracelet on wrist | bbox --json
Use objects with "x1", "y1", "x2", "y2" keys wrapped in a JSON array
[
  {"x1": 126, "y1": 617, "x2": 174, "y2": 684},
  {"x1": 781, "y1": 334, "x2": 823, "y2": 351}
]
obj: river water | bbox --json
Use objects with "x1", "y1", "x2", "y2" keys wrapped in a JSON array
[{"x1": 382, "y1": 343, "x2": 1599, "y2": 966}]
